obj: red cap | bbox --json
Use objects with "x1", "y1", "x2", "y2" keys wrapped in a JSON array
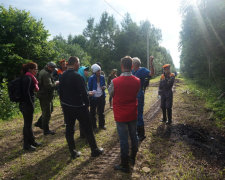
[{"x1": 163, "y1": 64, "x2": 170, "y2": 68}]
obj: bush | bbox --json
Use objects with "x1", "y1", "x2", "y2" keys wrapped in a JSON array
[{"x1": 0, "y1": 79, "x2": 19, "y2": 121}]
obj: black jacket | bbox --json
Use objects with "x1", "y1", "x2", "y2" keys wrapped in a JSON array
[
  {"x1": 59, "y1": 69, "x2": 89, "y2": 107},
  {"x1": 21, "y1": 75, "x2": 35, "y2": 107}
]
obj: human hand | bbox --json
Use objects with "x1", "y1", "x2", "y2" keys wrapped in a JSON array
[
  {"x1": 55, "y1": 81, "x2": 59, "y2": 85},
  {"x1": 102, "y1": 86, "x2": 106, "y2": 90},
  {"x1": 88, "y1": 91, "x2": 94, "y2": 96},
  {"x1": 149, "y1": 56, "x2": 154, "y2": 64}
]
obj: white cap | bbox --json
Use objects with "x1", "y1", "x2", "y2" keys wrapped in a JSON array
[{"x1": 91, "y1": 64, "x2": 101, "y2": 73}]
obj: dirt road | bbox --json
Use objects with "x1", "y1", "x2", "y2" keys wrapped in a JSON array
[{"x1": 0, "y1": 78, "x2": 224, "y2": 179}]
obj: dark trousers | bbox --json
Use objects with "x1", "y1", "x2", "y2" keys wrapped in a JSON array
[
  {"x1": 90, "y1": 95, "x2": 106, "y2": 129},
  {"x1": 19, "y1": 102, "x2": 35, "y2": 147},
  {"x1": 162, "y1": 108, "x2": 172, "y2": 121},
  {"x1": 62, "y1": 105, "x2": 98, "y2": 153},
  {"x1": 36, "y1": 98, "x2": 53, "y2": 132}
]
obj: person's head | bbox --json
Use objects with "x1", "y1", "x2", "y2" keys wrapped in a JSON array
[
  {"x1": 96, "y1": 62, "x2": 102, "y2": 68},
  {"x1": 132, "y1": 57, "x2": 141, "y2": 70},
  {"x1": 91, "y1": 64, "x2": 101, "y2": 77},
  {"x1": 84, "y1": 67, "x2": 89, "y2": 77},
  {"x1": 67, "y1": 56, "x2": 80, "y2": 71},
  {"x1": 22, "y1": 62, "x2": 38, "y2": 75},
  {"x1": 59, "y1": 59, "x2": 67, "y2": 69},
  {"x1": 110, "y1": 69, "x2": 117, "y2": 76},
  {"x1": 163, "y1": 64, "x2": 171, "y2": 75},
  {"x1": 120, "y1": 56, "x2": 133, "y2": 72},
  {"x1": 46, "y1": 62, "x2": 56, "y2": 72}
]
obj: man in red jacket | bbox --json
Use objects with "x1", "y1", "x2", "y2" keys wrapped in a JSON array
[{"x1": 108, "y1": 56, "x2": 141, "y2": 173}]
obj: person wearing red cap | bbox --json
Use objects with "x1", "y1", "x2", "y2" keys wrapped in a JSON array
[{"x1": 158, "y1": 64, "x2": 175, "y2": 124}]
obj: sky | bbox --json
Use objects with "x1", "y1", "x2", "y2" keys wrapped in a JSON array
[{"x1": 1, "y1": 0, "x2": 183, "y2": 68}]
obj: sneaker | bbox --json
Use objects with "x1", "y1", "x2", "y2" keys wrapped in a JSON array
[
  {"x1": 91, "y1": 147, "x2": 104, "y2": 157},
  {"x1": 71, "y1": 150, "x2": 81, "y2": 159},
  {"x1": 23, "y1": 145, "x2": 36, "y2": 151},
  {"x1": 160, "y1": 119, "x2": 166, "y2": 123},
  {"x1": 44, "y1": 130, "x2": 56, "y2": 135}
]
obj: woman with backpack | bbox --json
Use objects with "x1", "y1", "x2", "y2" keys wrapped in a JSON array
[{"x1": 20, "y1": 62, "x2": 41, "y2": 151}]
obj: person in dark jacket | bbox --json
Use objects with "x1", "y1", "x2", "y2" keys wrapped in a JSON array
[
  {"x1": 59, "y1": 56, "x2": 104, "y2": 159},
  {"x1": 88, "y1": 64, "x2": 107, "y2": 130},
  {"x1": 107, "y1": 69, "x2": 117, "y2": 109},
  {"x1": 158, "y1": 64, "x2": 175, "y2": 125},
  {"x1": 20, "y1": 62, "x2": 41, "y2": 151},
  {"x1": 35, "y1": 62, "x2": 59, "y2": 135}
]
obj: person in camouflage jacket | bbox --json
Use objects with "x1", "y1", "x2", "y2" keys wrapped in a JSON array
[{"x1": 35, "y1": 62, "x2": 59, "y2": 135}]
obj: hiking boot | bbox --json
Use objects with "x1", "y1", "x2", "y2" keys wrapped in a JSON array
[
  {"x1": 137, "y1": 126, "x2": 146, "y2": 141},
  {"x1": 71, "y1": 150, "x2": 81, "y2": 159},
  {"x1": 34, "y1": 122, "x2": 43, "y2": 129},
  {"x1": 44, "y1": 130, "x2": 56, "y2": 135},
  {"x1": 91, "y1": 147, "x2": 104, "y2": 157},
  {"x1": 114, "y1": 156, "x2": 130, "y2": 173},
  {"x1": 166, "y1": 120, "x2": 172, "y2": 125},
  {"x1": 31, "y1": 141, "x2": 42, "y2": 147}
]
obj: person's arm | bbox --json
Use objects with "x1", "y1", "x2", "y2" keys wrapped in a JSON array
[
  {"x1": 79, "y1": 76, "x2": 90, "y2": 107},
  {"x1": 22, "y1": 76, "x2": 34, "y2": 107},
  {"x1": 101, "y1": 76, "x2": 107, "y2": 90},
  {"x1": 167, "y1": 75, "x2": 175, "y2": 89},
  {"x1": 108, "y1": 80, "x2": 114, "y2": 97},
  {"x1": 42, "y1": 72, "x2": 56, "y2": 91},
  {"x1": 149, "y1": 56, "x2": 155, "y2": 77}
]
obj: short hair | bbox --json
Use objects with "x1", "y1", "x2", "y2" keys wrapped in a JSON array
[
  {"x1": 68, "y1": 56, "x2": 79, "y2": 66},
  {"x1": 47, "y1": 61, "x2": 56, "y2": 68},
  {"x1": 22, "y1": 62, "x2": 37, "y2": 74},
  {"x1": 121, "y1": 56, "x2": 133, "y2": 70},
  {"x1": 59, "y1": 59, "x2": 66, "y2": 64},
  {"x1": 132, "y1": 57, "x2": 141, "y2": 67}
]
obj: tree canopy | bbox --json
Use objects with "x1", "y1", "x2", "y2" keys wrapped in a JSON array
[{"x1": 180, "y1": 0, "x2": 225, "y2": 90}]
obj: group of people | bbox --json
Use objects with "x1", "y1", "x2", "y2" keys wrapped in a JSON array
[{"x1": 19, "y1": 55, "x2": 175, "y2": 173}]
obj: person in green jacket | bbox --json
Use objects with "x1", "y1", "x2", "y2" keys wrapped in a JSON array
[{"x1": 34, "y1": 62, "x2": 59, "y2": 135}]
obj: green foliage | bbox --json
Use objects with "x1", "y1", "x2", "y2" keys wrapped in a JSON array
[
  {"x1": 0, "y1": 79, "x2": 19, "y2": 121},
  {"x1": 180, "y1": 0, "x2": 225, "y2": 90},
  {"x1": 83, "y1": 12, "x2": 175, "y2": 75},
  {"x1": 0, "y1": 6, "x2": 58, "y2": 81},
  {"x1": 52, "y1": 35, "x2": 91, "y2": 67},
  {"x1": 184, "y1": 77, "x2": 225, "y2": 129}
]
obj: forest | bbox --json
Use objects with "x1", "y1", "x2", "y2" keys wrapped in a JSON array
[{"x1": 0, "y1": 0, "x2": 225, "y2": 179}]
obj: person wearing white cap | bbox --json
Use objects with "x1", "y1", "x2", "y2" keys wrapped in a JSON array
[{"x1": 88, "y1": 63, "x2": 107, "y2": 130}]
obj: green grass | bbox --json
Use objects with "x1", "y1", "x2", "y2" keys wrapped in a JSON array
[{"x1": 179, "y1": 76, "x2": 225, "y2": 130}]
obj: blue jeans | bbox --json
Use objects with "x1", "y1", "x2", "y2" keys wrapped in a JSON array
[
  {"x1": 137, "y1": 91, "x2": 144, "y2": 126},
  {"x1": 116, "y1": 120, "x2": 138, "y2": 158}
]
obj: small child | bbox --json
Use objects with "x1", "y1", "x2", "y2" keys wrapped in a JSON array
[{"x1": 158, "y1": 64, "x2": 175, "y2": 124}]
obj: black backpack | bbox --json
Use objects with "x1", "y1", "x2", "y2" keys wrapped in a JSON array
[{"x1": 8, "y1": 77, "x2": 23, "y2": 102}]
